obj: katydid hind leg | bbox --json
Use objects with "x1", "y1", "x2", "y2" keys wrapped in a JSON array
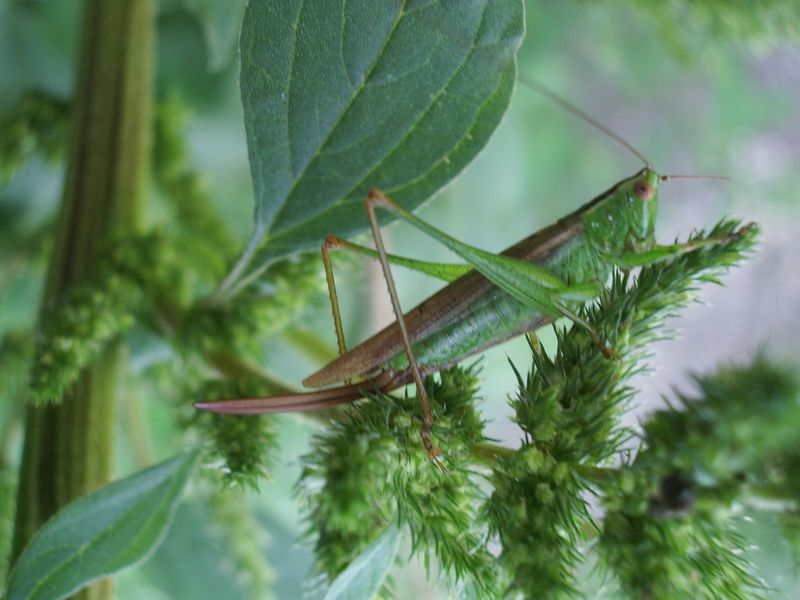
[
  {"x1": 362, "y1": 189, "x2": 588, "y2": 323},
  {"x1": 321, "y1": 234, "x2": 470, "y2": 361},
  {"x1": 365, "y1": 190, "x2": 444, "y2": 468}
]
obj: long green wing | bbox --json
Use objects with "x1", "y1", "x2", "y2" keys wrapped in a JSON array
[{"x1": 378, "y1": 199, "x2": 568, "y2": 317}]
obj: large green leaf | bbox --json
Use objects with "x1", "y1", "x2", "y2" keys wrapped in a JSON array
[
  {"x1": 323, "y1": 523, "x2": 402, "y2": 600},
  {"x1": 5, "y1": 450, "x2": 199, "y2": 600},
  {"x1": 236, "y1": 0, "x2": 524, "y2": 284}
]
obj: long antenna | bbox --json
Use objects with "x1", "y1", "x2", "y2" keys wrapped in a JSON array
[
  {"x1": 660, "y1": 174, "x2": 730, "y2": 182},
  {"x1": 517, "y1": 73, "x2": 652, "y2": 168}
]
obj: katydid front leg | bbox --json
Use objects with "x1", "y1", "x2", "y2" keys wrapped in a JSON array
[{"x1": 613, "y1": 225, "x2": 755, "y2": 269}]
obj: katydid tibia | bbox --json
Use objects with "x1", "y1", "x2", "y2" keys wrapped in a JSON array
[{"x1": 195, "y1": 84, "x2": 750, "y2": 462}]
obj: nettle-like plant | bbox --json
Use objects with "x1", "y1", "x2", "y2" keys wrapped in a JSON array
[{"x1": 2, "y1": 1, "x2": 799, "y2": 599}]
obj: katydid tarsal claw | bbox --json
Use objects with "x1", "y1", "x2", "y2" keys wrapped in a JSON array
[{"x1": 195, "y1": 80, "x2": 750, "y2": 464}]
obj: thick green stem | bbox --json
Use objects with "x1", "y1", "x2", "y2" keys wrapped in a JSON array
[{"x1": 11, "y1": 2, "x2": 153, "y2": 599}]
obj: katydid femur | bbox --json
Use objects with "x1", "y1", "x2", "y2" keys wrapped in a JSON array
[{"x1": 196, "y1": 82, "x2": 750, "y2": 464}]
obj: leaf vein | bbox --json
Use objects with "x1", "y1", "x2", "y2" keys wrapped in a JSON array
[
  {"x1": 334, "y1": 0, "x2": 490, "y2": 204},
  {"x1": 268, "y1": 0, "x2": 409, "y2": 230},
  {"x1": 264, "y1": 15, "x2": 504, "y2": 249},
  {"x1": 285, "y1": 0, "x2": 307, "y2": 178},
  {"x1": 339, "y1": 0, "x2": 355, "y2": 89}
]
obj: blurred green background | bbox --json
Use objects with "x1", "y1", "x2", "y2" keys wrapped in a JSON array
[{"x1": 1, "y1": 0, "x2": 799, "y2": 597}]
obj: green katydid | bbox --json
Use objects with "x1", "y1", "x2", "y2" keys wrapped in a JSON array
[{"x1": 195, "y1": 82, "x2": 752, "y2": 461}]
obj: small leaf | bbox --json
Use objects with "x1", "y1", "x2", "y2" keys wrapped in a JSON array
[
  {"x1": 237, "y1": 0, "x2": 524, "y2": 281},
  {"x1": 323, "y1": 522, "x2": 402, "y2": 600},
  {"x1": 6, "y1": 450, "x2": 199, "y2": 600}
]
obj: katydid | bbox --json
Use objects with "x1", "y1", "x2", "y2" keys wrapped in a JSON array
[{"x1": 195, "y1": 85, "x2": 750, "y2": 461}]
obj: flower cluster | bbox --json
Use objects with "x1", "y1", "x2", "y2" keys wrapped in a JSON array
[
  {"x1": 30, "y1": 233, "x2": 183, "y2": 404},
  {"x1": 301, "y1": 367, "x2": 499, "y2": 597}
]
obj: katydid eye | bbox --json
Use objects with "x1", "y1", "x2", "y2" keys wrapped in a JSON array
[{"x1": 633, "y1": 179, "x2": 654, "y2": 201}]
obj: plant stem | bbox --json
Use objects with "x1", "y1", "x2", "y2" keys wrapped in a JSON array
[
  {"x1": 206, "y1": 352, "x2": 296, "y2": 395},
  {"x1": 575, "y1": 464, "x2": 619, "y2": 483},
  {"x1": 469, "y1": 443, "x2": 623, "y2": 485},
  {"x1": 283, "y1": 326, "x2": 339, "y2": 366},
  {"x1": 471, "y1": 442, "x2": 516, "y2": 465},
  {"x1": 10, "y1": 2, "x2": 153, "y2": 599}
]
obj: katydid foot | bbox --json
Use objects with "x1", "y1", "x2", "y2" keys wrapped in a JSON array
[{"x1": 421, "y1": 420, "x2": 447, "y2": 473}]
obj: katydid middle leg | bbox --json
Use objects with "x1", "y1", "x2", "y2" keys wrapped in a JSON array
[
  {"x1": 321, "y1": 233, "x2": 473, "y2": 361},
  {"x1": 321, "y1": 235, "x2": 350, "y2": 358}
]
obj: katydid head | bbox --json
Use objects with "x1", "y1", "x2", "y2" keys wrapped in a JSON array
[
  {"x1": 586, "y1": 168, "x2": 730, "y2": 256},
  {"x1": 583, "y1": 167, "x2": 660, "y2": 255},
  {"x1": 621, "y1": 167, "x2": 660, "y2": 247}
]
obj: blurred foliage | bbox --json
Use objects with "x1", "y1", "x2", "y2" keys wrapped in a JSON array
[
  {"x1": 0, "y1": 468, "x2": 15, "y2": 586},
  {"x1": 601, "y1": 489, "x2": 762, "y2": 599},
  {"x1": 1, "y1": 0, "x2": 800, "y2": 598},
  {"x1": 205, "y1": 485, "x2": 275, "y2": 600},
  {"x1": 177, "y1": 255, "x2": 324, "y2": 360},
  {"x1": 589, "y1": 0, "x2": 800, "y2": 62},
  {"x1": 187, "y1": 378, "x2": 277, "y2": 490},
  {"x1": 153, "y1": 95, "x2": 237, "y2": 280},
  {"x1": 0, "y1": 331, "x2": 33, "y2": 406},
  {"x1": 0, "y1": 90, "x2": 69, "y2": 182},
  {"x1": 29, "y1": 232, "x2": 185, "y2": 404},
  {"x1": 599, "y1": 357, "x2": 800, "y2": 599},
  {"x1": 181, "y1": 0, "x2": 246, "y2": 72}
]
